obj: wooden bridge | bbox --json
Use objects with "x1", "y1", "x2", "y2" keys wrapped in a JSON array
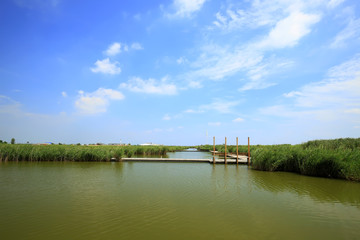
[
  {"x1": 118, "y1": 136, "x2": 251, "y2": 165},
  {"x1": 120, "y1": 155, "x2": 249, "y2": 164}
]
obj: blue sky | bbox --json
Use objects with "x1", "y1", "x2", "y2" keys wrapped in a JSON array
[{"x1": 1, "y1": 0, "x2": 360, "y2": 145}]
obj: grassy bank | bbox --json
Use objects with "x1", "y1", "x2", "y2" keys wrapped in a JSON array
[
  {"x1": 0, "y1": 144, "x2": 188, "y2": 162},
  {"x1": 251, "y1": 138, "x2": 360, "y2": 181}
]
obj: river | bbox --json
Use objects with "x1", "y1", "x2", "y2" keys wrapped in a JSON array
[{"x1": 0, "y1": 151, "x2": 359, "y2": 239}]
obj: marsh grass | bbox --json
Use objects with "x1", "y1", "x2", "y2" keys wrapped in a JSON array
[
  {"x1": 251, "y1": 138, "x2": 360, "y2": 181},
  {"x1": 0, "y1": 145, "x2": 187, "y2": 162}
]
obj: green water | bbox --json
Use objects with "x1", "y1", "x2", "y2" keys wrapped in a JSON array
[{"x1": 0, "y1": 160, "x2": 359, "y2": 239}]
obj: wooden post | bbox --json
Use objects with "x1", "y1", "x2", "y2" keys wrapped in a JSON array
[
  {"x1": 236, "y1": 137, "x2": 238, "y2": 165},
  {"x1": 248, "y1": 137, "x2": 250, "y2": 165},
  {"x1": 213, "y1": 136, "x2": 215, "y2": 164},
  {"x1": 225, "y1": 137, "x2": 227, "y2": 164}
]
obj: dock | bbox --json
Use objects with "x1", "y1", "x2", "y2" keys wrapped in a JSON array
[
  {"x1": 118, "y1": 136, "x2": 251, "y2": 165},
  {"x1": 120, "y1": 156, "x2": 249, "y2": 164}
]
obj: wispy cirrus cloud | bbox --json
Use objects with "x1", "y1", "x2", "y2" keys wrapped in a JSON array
[
  {"x1": 255, "y1": 11, "x2": 320, "y2": 49},
  {"x1": 187, "y1": 45, "x2": 263, "y2": 81},
  {"x1": 211, "y1": 0, "x2": 328, "y2": 32},
  {"x1": 261, "y1": 53, "x2": 360, "y2": 122},
  {"x1": 120, "y1": 76, "x2": 178, "y2": 95},
  {"x1": 330, "y1": 17, "x2": 360, "y2": 48},
  {"x1": 184, "y1": 43, "x2": 293, "y2": 91},
  {"x1": 182, "y1": 0, "x2": 326, "y2": 92},
  {"x1": 327, "y1": 0, "x2": 345, "y2": 9},
  {"x1": 289, "y1": 54, "x2": 360, "y2": 109},
  {"x1": 75, "y1": 88, "x2": 124, "y2": 115},
  {"x1": 162, "y1": 99, "x2": 241, "y2": 122},
  {"x1": 166, "y1": 0, "x2": 207, "y2": 18},
  {"x1": 90, "y1": 58, "x2": 121, "y2": 75},
  {"x1": 0, "y1": 95, "x2": 21, "y2": 113}
]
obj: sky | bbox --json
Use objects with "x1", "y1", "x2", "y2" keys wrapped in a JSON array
[{"x1": 0, "y1": 0, "x2": 360, "y2": 145}]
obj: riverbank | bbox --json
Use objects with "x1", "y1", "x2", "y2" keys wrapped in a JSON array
[
  {"x1": 1, "y1": 138, "x2": 359, "y2": 181},
  {"x1": 0, "y1": 144, "x2": 188, "y2": 162},
  {"x1": 251, "y1": 138, "x2": 360, "y2": 181}
]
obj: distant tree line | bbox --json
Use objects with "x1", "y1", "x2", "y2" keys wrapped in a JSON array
[{"x1": 0, "y1": 138, "x2": 16, "y2": 144}]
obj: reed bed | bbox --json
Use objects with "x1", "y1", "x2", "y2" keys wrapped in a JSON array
[
  {"x1": 251, "y1": 138, "x2": 360, "y2": 181},
  {"x1": 0, "y1": 145, "x2": 188, "y2": 162}
]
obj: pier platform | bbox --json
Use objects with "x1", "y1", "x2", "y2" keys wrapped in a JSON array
[{"x1": 120, "y1": 156, "x2": 249, "y2": 164}]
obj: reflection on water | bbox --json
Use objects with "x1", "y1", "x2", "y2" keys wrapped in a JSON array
[
  {"x1": 167, "y1": 150, "x2": 215, "y2": 159},
  {"x1": 134, "y1": 149, "x2": 218, "y2": 160},
  {"x1": 249, "y1": 169, "x2": 360, "y2": 207},
  {"x1": 0, "y1": 161, "x2": 359, "y2": 240}
]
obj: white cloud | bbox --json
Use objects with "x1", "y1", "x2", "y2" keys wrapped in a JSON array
[
  {"x1": 120, "y1": 76, "x2": 178, "y2": 95},
  {"x1": 61, "y1": 91, "x2": 67, "y2": 97},
  {"x1": 168, "y1": 0, "x2": 206, "y2": 18},
  {"x1": 256, "y1": 11, "x2": 320, "y2": 49},
  {"x1": 105, "y1": 42, "x2": 121, "y2": 56},
  {"x1": 211, "y1": 0, "x2": 326, "y2": 32},
  {"x1": 239, "y1": 59, "x2": 293, "y2": 91},
  {"x1": 75, "y1": 88, "x2": 124, "y2": 115},
  {"x1": 131, "y1": 42, "x2": 143, "y2": 50},
  {"x1": 212, "y1": 4, "x2": 280, "y2": 31},
  {"x1": 257, "y1": 53, "x2": 360, "y2": 140},
  {"x1": 185, "y1": 42, "x2": 292, "y2": 91},
  {"x1": 262, "y1": 54, "x2": 360, "y2": 119},
  {"x1": 330, "y1": 17, "x2": 360, "y2": 48},
  {"x1": 233, "y1": 118, "x2": 244, "y2": 122},
  {"x1": 184, "y1": 109, "x2": 203, "y2": 114},
  {"x1": 238, "y1": 81, "x2": 276, "y2": 92},
  {"x1": 290, "y1": 54, "x2": 360, "y2": 108},
  {"x1": 90, "y1": 58, "x2": 121, "y2": 75},
  {"x1": 185, "y1": 1, "x2": 322, "y2": 92},
  {"x1": 283, "y1": 91, "x2": 302, "y2": 98},
  {"x1": 188, "y1": 45, "x2": 263, "y2": 81}
]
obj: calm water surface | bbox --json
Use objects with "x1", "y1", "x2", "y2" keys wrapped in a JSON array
[{"x1": 0, "y1": 152, "x2": 359, "y2": 240}]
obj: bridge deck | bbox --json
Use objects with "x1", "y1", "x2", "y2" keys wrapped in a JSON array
[{"x1": 120, "y1": 156, "x2": 249, "y2": 164}]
